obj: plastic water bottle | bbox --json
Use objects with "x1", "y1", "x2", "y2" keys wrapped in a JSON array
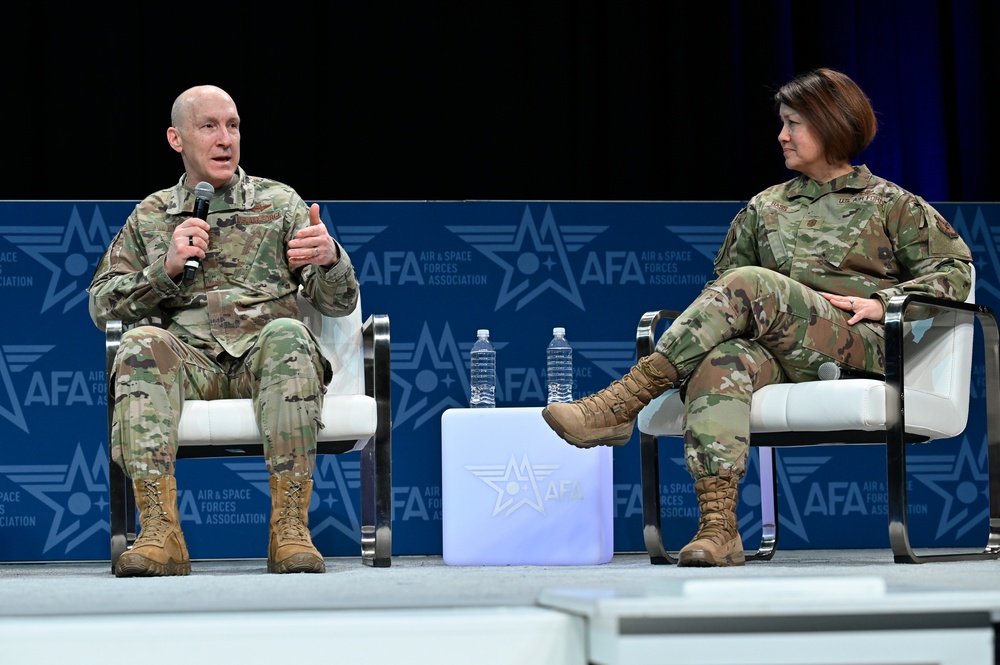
[
  {"x1": 470, "y1": 329, "x2": 496, "y2": 408},
  {"x1": 546, "y1": 327, "x2": 574, "y2": 404}
]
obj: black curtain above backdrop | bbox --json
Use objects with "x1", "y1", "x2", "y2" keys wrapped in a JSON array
[{"x1": 6, "y1": 0, "x2": 998, "y2": 204}]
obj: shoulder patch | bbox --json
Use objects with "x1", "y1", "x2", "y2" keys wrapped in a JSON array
[{"x1": 935, "y1": 214, "x2": 959, "y2": 239}]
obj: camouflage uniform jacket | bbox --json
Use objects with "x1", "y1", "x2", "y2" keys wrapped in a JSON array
[
  {"x1": 88, "y1": 168, "x2": 360, "y2": 360},
  {"x1": 713, "y1": 165, "x2": 973, "y2": 316}
]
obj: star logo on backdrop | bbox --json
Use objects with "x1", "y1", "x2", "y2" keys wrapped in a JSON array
[
  {"x1": 909, "y1": 436, "x2": 988, "y2": 540},
  {"x1": 446, "y1": 204, "x2": 604, "y2": 311},
  {"x1": 223, "y1": 455, "x2": 362, "y2": 543},
  {"x1": 310, "y1": 455, "x2": 363, "y2": 541},
  {"x1": 949, "y1": 204, "x2": 1000, "y2": 301},
  {"x1": 466, "y1": 454, "x2": 559, "y2": 517},
  {"x1": 0, "y1": 444, "x2": 109, "y2": 554},
  {"x1": 0, "y1": 204, "x2": 117, "y2": 314},
  {"x1": 0, "y1": 344, "x2": 56, "y2": 434},
  {"x1": 756, "y1": 451, "x2": 827, "y2": 543},
  {"x1": 391, "y1": 321, "x2": 489, "y2": 430}
]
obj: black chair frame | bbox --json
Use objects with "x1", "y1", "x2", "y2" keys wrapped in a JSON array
[
  {"x1": 106, "y1": 313, "x2": 392, "y2": 571},
  {"x1": 637, "y1": 293, "x2": 1000, "y2": 564}
]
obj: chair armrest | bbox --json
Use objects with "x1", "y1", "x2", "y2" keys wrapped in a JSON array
[
  {"x1": 362, "y1": 313, "x2": 392, "y2": 420},
  {"x1": 883, "y1": 293, "x2": 996, "y2": 398},
  {"x1": 636, "y1": 309, "x2": 683, "y2": 359},
  {"x1": 105, "y1": 320, "x2": 124, "y2": 392}
]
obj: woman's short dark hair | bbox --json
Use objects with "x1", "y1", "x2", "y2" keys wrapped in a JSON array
[{"x1": 775, "y1": 68, "x2": 878, "y2": 164}]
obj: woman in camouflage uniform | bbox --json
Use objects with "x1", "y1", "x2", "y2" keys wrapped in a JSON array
[{"x1": 542, "y1": 68, "x2": 973, "y2": 567}]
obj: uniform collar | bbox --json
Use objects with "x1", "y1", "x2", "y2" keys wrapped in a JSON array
[
  {"x1": 785, "y1": 164, "x2": 874, "y2": 201},
  {"x1": 166, "y1": 167, "x2": 256, "y2": 214}
]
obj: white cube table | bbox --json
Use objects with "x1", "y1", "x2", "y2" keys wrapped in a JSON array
[{"x1": 441, "y1": 407, "x2": 614, "y2": 566}]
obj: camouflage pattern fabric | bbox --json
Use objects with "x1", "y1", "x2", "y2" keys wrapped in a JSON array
[
  {"x1": 654, "y1": 165, "x2": 973, "y2": 479},
  {"x1": 714, "y1": 166, "x2": 972, "y2": 306},
  {"x1": 111, "y1": 318, "x2": 329, "y2": 478},
  {"x1": 89, "y1": 168, "x2": 359, "y2": 478},
  {"x1": 682, "y1": 338, "x2": 782, "y2": 479}
]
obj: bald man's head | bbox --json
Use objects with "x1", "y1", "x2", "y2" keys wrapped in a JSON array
[
  {"x1": 170, "y1": 85, "x2": 236, "y2": 130},
  {"x1": 166, "y1": 85, "x2": 241, "y2": 189}
]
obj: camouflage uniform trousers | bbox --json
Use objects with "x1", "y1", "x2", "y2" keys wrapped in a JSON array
[
  {"x1": 654, "y1": 266, "x2": 885, "y2": 480},
  {"x1": 111, "y1": 318, "x2": 330, "y2": 480}
]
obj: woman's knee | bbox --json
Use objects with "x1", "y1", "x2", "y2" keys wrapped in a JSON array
[
  {"x1": 714, "y1": 266, "x2": 774, "y2": 293},
  {"x1": 686, "y1": 339, "x2": 781, "y2": 395}
]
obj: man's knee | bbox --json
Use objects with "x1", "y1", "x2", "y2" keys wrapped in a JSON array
[
  {"x1": 117, "y1": 326, "x2": 177, "y2": 368},
  {"x1": 120, "y1": 325, "x2": 171, "y2": 347},
  {"x1": 258, "y1": 318, "x2": 312, "y2": 347},
  {"x1": 254, "y1": 318, "x2": 324, "y2": 382}
]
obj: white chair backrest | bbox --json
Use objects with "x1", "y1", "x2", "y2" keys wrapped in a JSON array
[
  {"x1": 899, "y1": 265, "x2": 975, "y2": 422},
  {"x1": 298, "y1": 292, "x2": 365, "y2": 396}
]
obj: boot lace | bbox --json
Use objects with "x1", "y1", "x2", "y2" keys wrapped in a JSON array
[
  {"x1": 692, "y1": 513, "x2": 734, "y2": 546},
  {"x1": 577, "y1": 370, "x2": 647, "y2": 419},
  {"x1": 692, "y1": 486, "x2": 739, "y2": 545},
  {"x1": 276, "y1": 480, "x2": 311, "y2": 544},
  {"x1": 135, "y1": 478, "x2": 170, "y2": 544}
]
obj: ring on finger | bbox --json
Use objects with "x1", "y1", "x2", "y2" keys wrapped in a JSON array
[
  {"x1": 314, "y1": 247, "x2": 318, "y2": 258},
  {"x1": 189, "y1": 236, "x2": 194, "y2": 246}
]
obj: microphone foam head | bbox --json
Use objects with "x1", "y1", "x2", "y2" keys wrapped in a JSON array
[
  {"x1": 194, "y1": 181, "x2": 215, "y2": 199},
  {"x1": 817, "y1": 362, "x2": 839, "y2": 381}
]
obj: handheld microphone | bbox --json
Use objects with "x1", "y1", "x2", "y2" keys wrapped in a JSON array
[
  {"x1": 818, "y1": 361, "x2": 885, "y2": 381},
  {"x1": 183, "y1": 181, "x2": 215, "y2": 281}
]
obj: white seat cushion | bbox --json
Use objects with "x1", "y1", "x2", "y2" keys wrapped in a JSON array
[
  {"x1": 639, "y1": 377, "x2": 968, "y2": 442},
  {"x1": 177, "y1": 394, "x2": 377, "y2": 448},
  {"x1": 173, "y1": 291, "x2": 375, "y2": 451}
]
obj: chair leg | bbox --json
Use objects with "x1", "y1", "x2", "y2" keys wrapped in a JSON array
[
  {"x1": 640, "y1": 433, "x2": 778, "y2": 564},
  {"x1": 360, "y1": 312, "x2": 392, "y2": 568},
  {"x1": 886, "y1": 304, "x2": 1000, "y2": 563},
  {"x1": 640, "y1": 431, "x2": 677, "y2": 564},
  {"x1": 748, "y1": 446, "x2": 778, "y2": 561},
  {"x1": 886, "y1": 433, "x2": 1000, "y2": 563},
  {"x1": 360, "y1": 434, "x2": 392, "y2": 568},
  {"x1": 109, "y1": 460, "x2": 135, "y2": 573}
]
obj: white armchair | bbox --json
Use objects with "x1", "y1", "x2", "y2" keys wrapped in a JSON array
[
  {"x1": 106, "y1": 292, "x2": 392, "y2": 570},
  {"x1": 636, "y1": 266, "x2": 1000, "y2": 564}
]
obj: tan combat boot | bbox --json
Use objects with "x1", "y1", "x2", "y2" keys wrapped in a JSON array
[
  {"x1": 268, "y1": 475, "x2": 326, "y2": 574},
  {"x1": 678, "y1": 472, "x2": 745, "y2": 567},
  {"x1": 542, "y1": 351, "x2": 678, "y2": 448},
  {"x1": 115, "y1": 475, "x2": 191, "y2": 577}
]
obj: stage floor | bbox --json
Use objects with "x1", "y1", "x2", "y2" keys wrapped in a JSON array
[{"x1": 3, "y1": 550, "x2": 1000, "y2": 664}]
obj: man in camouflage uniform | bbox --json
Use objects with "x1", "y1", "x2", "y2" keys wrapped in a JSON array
[
  {"x1": 543, "y1": 69, "x2": 973, "y2": 567},
  {"x1": 89, "y1": 85, "x2": 359, "y2": 576}
]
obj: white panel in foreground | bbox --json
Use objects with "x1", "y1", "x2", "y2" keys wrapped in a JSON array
[{"x1": 0, "y1": 607, "x2": 586, "y2": 665}]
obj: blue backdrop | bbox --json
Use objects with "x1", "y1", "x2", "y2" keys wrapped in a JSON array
[{"x1": 1, "y1": 199, "x2": 997, "y2": 562}]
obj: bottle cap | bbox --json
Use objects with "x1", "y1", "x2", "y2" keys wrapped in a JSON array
[
  {"x1": 477, "y1": 329, "x2": 490, "y2": 337},
  {"x1": 553, "y1": 327, "x2": 565, "y2": 335}
]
